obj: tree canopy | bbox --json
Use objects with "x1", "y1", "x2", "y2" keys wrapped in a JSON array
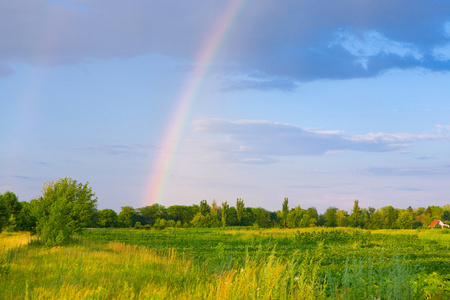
[{"x1": 32, "y1": 178, "x2": 97, "y2": 246}]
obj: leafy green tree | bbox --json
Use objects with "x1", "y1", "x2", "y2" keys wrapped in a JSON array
[
  {"x1": 190, "y1": 212, "x2": 219, "y2": 228},
  {"x1": 17, "y1": 201, "x2": 37, "y2": 232},
  {"x1": 349, "y1": 200, "x2": 362, "y2": 228},
  {"x1": 153, "y1": 218, "x2": 167, "y2": 230},
  {"x1": 226, "y1": 206, "x2": 238, "y2": 226},
  {"x1": 118, "y1": 206, "x2": 137, "y2": 228},
  {"x1": 209, "y1": 200, "x2": 220, "y2": 227},
  {"x1": 199, "y1": 200, "x2": 211, "y2": 216},
  {"x1": 190, "y1": 212, "x2": 207, "y2": 228},
  {"x1": 236, "y1": 198, "x2": 245, "y2": 225},
  {"x1": 306, "y1": 207, "x2": 318, "y2": 225},
  {"x1": 366, "y1": 209, "x2": 383, "y2": 229},
  {"x1": 166, "y1": 219, "x2": 176, "y2": 228},
  {"x1": 2, "y1": 191, "x2": 21, "y2": 231},
  {"x1": 380, "y1": 206, "x2": 399, "y2": 229},
  {"x1": 397, "y1": 210, "x2": 414, "y2": 229},
  {"x1": 221, "y1": 201, "x2": 229, "y2": 227},
  {"x1": 323, "y1": 207, "x2": 338, "y2": 227},
  {"x1": 138, "y1": 204, "x2": 167, "y2": 226},
  {"x1": 33, "y1": 178, "x2": 97, "y2": 246},
  {"x1": 167, "y1": 205, "x2": 195, "y2": 225},
  {"x1": 0, "y1": 195, "x2": 10, "y2": 233},
  {"x1": 97, "y1": 209, "x2": 118, "y2": 227},
  {"x1": 287, "y1": 205, "x2": 305, "y2": 228},
  {"x1": 336, "y1": 210, "x2": 348, "y2": 227},
  {"x1": 282, "y1": 198, "x2": 289, "y2": 228},
  {"x1": 252, "y1": 207, "x2": 272, "y2": 228},
  {"x1": 299, "y1": 214, "x2": 315, "y2": 227}
]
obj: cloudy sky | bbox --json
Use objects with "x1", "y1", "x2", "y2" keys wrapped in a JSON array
[{"x1": 1, "y1": 0, "x2": 450, "y2": 213}]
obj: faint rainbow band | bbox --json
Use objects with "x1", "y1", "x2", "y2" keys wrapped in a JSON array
[{"x1": 146, "y1": 0, "x2": 247, "y2": 205}]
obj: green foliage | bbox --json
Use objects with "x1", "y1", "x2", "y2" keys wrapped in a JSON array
[
  {"x1": 0, "y1": 196, "x2": 10, "y2": 233},
  {"x1": 17, "y1": 201, "x2": 36, "y2": 232},
  {"x1": 221, "y1": 201, "x2": 229, "y2": 227},
  {"x1": 336, "y1": 210, "x2": 349, "y2": 227},
  {"x1": 137, "y1": 204, "x2": 168, "y2": 226},
  {"x1": 153, "y1": 218, "x2": 166, "y2": 230},
  {"x1": 190, "y1": 212, "x2": 219, "y2": 228},
  {"x1": 282, "y1": 197, "x2": 289, "y2": 228},
  {"x1": 349, "y1": 200, "x2": 364, "y2": 228},
  {"x1": 134, "y1": 221, "x2": 142, "y2": 229},
  {"x1": 1, "y1": 228, "x2": 445, "y2": 299},
  {"x1": 32, "y1": 178, "x2": 97, "y2": 246},
  {"x1": 416, "y1": 272, "x2": 450, "y2": 299},
  {"x1": 323, "y1": 207, "x2": 338, "y2": 227},
  {"x1": 199, "y1": 200, "x2": 210, "y2": 216},
  {"x1": 97, "y1": 209, "x2": 118, "y2": 227},
  {"x1": 397, "y1": 210, "x2": 414, "y2": 229},
  {"x1": 118, "y1": 206, "x2": 137, "y2": 228},
  {"x1": 251, "y1": 207, "x2": 272, "y2": 228},
  {"x1": 236, "y1": 198, "x2": 245, "y2": 225}
]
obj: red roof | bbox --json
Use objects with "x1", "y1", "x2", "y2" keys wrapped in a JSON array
[{"x1": 428, "y1": 220, "x2": 440, "y2": 227}]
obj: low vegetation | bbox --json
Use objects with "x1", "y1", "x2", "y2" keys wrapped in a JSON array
[
  {"x1": 1, "y1": 228, "x2": 450, "y2": 299},
  {"x1": 1, "y1": 178, "x2": 450, "y2": 298}
]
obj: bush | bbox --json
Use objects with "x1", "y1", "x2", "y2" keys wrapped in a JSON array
[
  {"x1": 134, "y1": 221, "x2": 142, "y2": 230},
  {"x1": 32, "y1": 178, "x2": 97, "y2": 246}
]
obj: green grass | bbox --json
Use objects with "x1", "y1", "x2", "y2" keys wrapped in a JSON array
[{"x1": 1, "y1": 228, "x2": 450, "y2": 299}]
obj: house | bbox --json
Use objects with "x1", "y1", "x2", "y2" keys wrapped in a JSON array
[{"x1": 428, "y1": 220, "x2": 449, "y2": 229}]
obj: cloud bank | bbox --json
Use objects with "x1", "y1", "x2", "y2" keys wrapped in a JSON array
[
  {"x1": 192, "y1": 118, "x2": 448, "y2": 163},
  {"x1": 2, "y1": 1, "x2": 450, "y2": 88}
]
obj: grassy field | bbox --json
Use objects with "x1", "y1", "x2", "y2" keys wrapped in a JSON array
[{"x1": 1, "y1": 228, "x2": 450, "y2": 299}]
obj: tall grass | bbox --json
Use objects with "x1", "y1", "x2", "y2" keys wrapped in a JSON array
[
  {"x1": 1, "y1": 229, "x2": 450, "y2": 299},
  {"x1": 0, "y1": 237, "x2": 327, "y2": 299}
]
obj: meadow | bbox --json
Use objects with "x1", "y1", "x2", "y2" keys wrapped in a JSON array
[{"x1": 1, "y1": 228, "x2": 450, "y2": 299}]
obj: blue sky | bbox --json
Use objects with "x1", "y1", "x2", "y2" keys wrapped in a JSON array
[{"x1": 1, "y1": 0, "x2": 450, "y2": 213}]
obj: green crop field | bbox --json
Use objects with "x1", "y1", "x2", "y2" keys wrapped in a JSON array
[{"x1": 1, "y1": 228, "x2": 450, "y2": 299}]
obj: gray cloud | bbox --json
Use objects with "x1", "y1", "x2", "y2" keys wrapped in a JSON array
[
  {"x1": 13, "y1": 175, "x2": 34, "y2": 180},
  {"x1": 2, "y1": 1, "x2": 450, "y2": 88},
  {"x1": 192, "y1": 118, "x2": 446, "y2": 160},
  {"x1": 79, "y1": 144, "x2": 153, "y2": 157},
  {"x1": 365, "y1": 166, "x2": 450, "y2": 176}
]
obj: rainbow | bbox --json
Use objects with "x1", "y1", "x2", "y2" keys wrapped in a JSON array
[{"x1": 146, "y1": 0, "x2": 247, "y2": 206}]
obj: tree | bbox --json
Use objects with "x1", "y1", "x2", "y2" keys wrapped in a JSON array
[
  {"x1": 323, "y1": 207, "x2": 338, "y2": 227},
  {"x1": 199, "y1": 200, "x2": 211, "y2": 216},
  {"x1": 190, "y1": 212, "x2": 219, "y2": 228},
  {"x1": 97, "y1": 209, "x2": 118, "y2": 227},
  {"x1": 236, "y1": 198, "x2": 245, "y2": 225},
  {"x1": 209, "y1": 200, "x2": 220, "y2": 227},
  {"x1": 0, "y1": 195, "x2": 10, "y2": 233},
  {"x1": 190, "y1": 212, "x2": 208, "y2": 228},
  {"x1": 380, "y1": 206, "x2": 399, "y2": 229},
  {"x1": 252, "y1": 207, "x2": 272, "y2": 228},
  {"x1": 33, "y1": 178, "x2": 97, "y2": 246},
  {"x1": 366, "y1": 209, "x2": 383, "y2": 229},
  {"x1": 397, "y1": 210, "x2": 414, "y2": 229},
  {"x1": 221, "y1": 201, "x2": 229, "y2": 227},
  {"x1": 118, "y1": 206, "x2": 137, "y2": 228},
  {"x1": 2, "y1": 191, "x2": 21, "y2": 232},
  {"x1": 287, "y1": 205, "x2": 305, "y2": 228},
  {"x1": 226, "y1": 206, "x2": 239, "y2": 226},
  {"x1": 138, "y1": 204, "x2": 167, "y2": 226},
  {"x1": 17, "y1": 201, "x2": 37, "y2": 232},
  {"x1": 349, "y1": 200, "x2": 363, "y2": 228},
  {"x1": 306, "y1": 207, "x2": 318, "y2": 225},
  {"x1": 282, "y1": 198, "x2": 289, "y2": 228},
  {"x1": 336, "y1": 210, "x2": 348, "y2": 227}
]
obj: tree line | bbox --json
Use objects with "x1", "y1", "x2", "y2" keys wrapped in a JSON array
[{"x1": 1, "y1": 178, "x2": 449, "y2": 246}]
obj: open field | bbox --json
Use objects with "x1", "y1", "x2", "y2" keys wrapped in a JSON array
[{"x1": 1, "y1": 228, "x2": 450, "y2": 299}]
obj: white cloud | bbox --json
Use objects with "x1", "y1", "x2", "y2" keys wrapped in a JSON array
[{"x1": 192, "y1": 119, "x2": 450, "y2": 163}]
